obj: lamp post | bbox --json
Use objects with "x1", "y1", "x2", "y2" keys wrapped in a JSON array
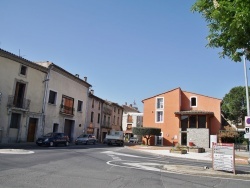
[{"x1": 243, "y1": 52, "x2": 250, "y2": 164}]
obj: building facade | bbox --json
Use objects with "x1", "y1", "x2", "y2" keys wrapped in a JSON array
[
  {"x1": 37, "y1": 62, "x2": 91, "y2": 142},
  {"x1": 122, "y1": 103, "x2": 143, "y2": 141},
  {"x1": 86, "y1": 91, "x2": 104, "y2": 142},
  {"x1": 142, "y1": 87, "x2": 222, "y2": 148},
  {"x1": 0, "y1": 49, "x2": 47, "y2": 143}
]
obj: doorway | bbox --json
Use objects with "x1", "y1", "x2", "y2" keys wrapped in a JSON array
[
  {"x1": 14, "y1": 82, "x2": 26, "y2": 108},
  {"x1": 64, "y1": 119, "x2": 74, "y2": 142},
  {"x1": 181, "y1": 132, "x2": 187, "y2": 146},
  {"x1": 27, "y1": 118, "x2": 37, "y2": 142}
]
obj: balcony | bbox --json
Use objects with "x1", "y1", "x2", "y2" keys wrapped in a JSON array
[
  {"x1": 101, "y1": 121, "x2": 112, "y2": 129},
  {"x1": 60, "y1": 104, "x2": 74, "y2": 116},
  {"x1": 7, "y1": 95, "x2": 30, "y2": 111}
]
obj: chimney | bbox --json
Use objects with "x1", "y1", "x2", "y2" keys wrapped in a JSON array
[
  {"x1": 75, "y1": 74, "x2": 79, "y2": 78},
  {"x1": 84, "y1": 77, "x2": 87, "y2": 82},
  {"x1": 125, "y1": 102, "x2": 127, "y2": 105},
  {"x1": 130, "y1": 104, "x2": 132, "y2": 107},
  {"x1": 90, "y1": 89, "x2": 94, "y2": 94}
]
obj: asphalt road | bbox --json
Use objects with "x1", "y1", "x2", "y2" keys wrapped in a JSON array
[{"x1": 0, "y1": 143, "x2": 250, "y2": 188}]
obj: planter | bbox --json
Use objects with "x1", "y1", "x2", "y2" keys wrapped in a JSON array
[
  {"x1": 189, "y1": 147, "x2": 205, "y2": 153},
  {"x1": 170, "y1": 149, "x2": 187, "y2": 154}
]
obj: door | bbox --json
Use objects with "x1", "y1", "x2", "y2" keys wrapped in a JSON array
[
  {"x1": 156, "y1": 132, "x2": 163, "y2": 146},
  {"x1": 9, "y1": 113, "x2": 21, "y2": 142},
  {"x1": 14, "y1": 82, "x2": 26, "y2": 108},
  {"x1": 27, "y1": 118, "x2": 37, "y2": 142},
  {"x1": 181, "y1": 133, "x2": 187, "y2": 146},
  {"x1": 64, "y1": 119, "x2": 74, "y2": 142}
]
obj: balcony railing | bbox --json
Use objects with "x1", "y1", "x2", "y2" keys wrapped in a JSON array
[
  {"x1": 60, "y1": 104, "x2": 74, "y2": 116},
  {"x1": 7, "y1": 95, "x2": 30, "y2": 110},
  {"x1": 101, "y1": 121, "x2": 112, "y2": 129}
]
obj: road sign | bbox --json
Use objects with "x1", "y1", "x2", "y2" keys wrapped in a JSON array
[
  {"x1": 245, "y1": 127, "x2": 250, "y2": 134},
  {"x1": 245, "y1": 116, "x2": 250, "y2": 127}
]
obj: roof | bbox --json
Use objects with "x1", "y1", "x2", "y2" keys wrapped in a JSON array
[
  {"x1": 174, "y1": 110, "x2": 214, "y2": 115},
  {"x1": 122, "y1": 105, "x2": 140, "y2": 113},
  {"x1": 142, "y1": 87, "x2": 222, "y2": 103},
  {"x1": 0, "y1": 48, "x2": 47, "y2": 73}
]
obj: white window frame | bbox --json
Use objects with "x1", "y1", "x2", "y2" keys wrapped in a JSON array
[
  {"x1": 156, "y1": 111, "x2": 163, "y2": 123},
  {"x1": 190, "y1": 96, "x2": 197, "y2": 107},
  {"x1": 156, "y1": 97, "x2": 164, "y2": 109},
  {"x1": 155, "y1": 132, "x2": 163, "y2": 146}
]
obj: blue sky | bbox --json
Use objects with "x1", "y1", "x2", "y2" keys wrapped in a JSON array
[{"x1": 0, "y1": 0, "x2": 247, "y2": 112}]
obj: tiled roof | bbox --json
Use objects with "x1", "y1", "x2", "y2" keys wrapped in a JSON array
[{"x1": 174, "y1": 110, "x2": 214, "y2": 115}]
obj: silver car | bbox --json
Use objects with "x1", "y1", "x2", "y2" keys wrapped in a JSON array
[{"x1": 75, "y1": 134, "x2": 96, "y2": 145}]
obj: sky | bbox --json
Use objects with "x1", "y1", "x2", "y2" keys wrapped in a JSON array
[{"x1": 0, "y1": 0, "x2": 248, "y2": 112}]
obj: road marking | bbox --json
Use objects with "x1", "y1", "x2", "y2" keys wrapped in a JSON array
[{"x1": 102, "y1": 151, "x2": 163, "y2": 159}]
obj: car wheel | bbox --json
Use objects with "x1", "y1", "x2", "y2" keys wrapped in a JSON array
[
  {"x1": 85, "y1": 141, "x2": 88, "y2": 145},
  {"x1": 49, "y1": 141, "x2": 54, "y2": 147},
  {"x1": 75, "y1": 142, "x2": 78, "y2": 145},
  {"x1": 93, "y1": 141, "x2": 96, "y2": 145},
  {"x1": 65, "y1": 141, "x2": 69, "y2": 146}
]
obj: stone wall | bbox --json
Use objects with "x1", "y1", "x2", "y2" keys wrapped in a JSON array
[{"x1": 187, "y1": 128, "x2": 209, "y2": 148}]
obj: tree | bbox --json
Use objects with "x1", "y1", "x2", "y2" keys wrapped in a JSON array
[
  {"x1": 221, "y1": 86, "x2": 249, "y2": 125},
  {"x1": 218, "y1": 125, "x2": 239, "y2": 143},
  {"x1": 132, "y1": 127, "x2": 161, "y2": 146},
  {"x1": 191, "y1": 0, "x2": 250, "y2": 62}
]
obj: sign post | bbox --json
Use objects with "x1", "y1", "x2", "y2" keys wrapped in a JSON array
[{"x1": 244, "y1": 116, "x2": 250, "y2": 164}]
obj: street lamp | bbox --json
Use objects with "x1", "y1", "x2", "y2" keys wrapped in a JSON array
[{"x1": 243, "y1": 51, "x2": 250, "y2": 164}]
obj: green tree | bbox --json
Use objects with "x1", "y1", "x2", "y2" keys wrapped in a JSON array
[
  {"x1": 191, "y1": 0, "x2": 250, "y2": 62},
  {"x1": 221, "y1": 86, "x2": 249, "y2": 125},
  {"x1": 132, "y1": 127, "x2": 161, "y2": 145}
]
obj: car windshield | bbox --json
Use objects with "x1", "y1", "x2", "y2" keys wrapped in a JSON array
[{"x1": 44, "y1": 133, "x2": 53, "y2": 137}]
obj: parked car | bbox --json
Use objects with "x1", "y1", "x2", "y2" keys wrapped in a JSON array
[
  {"x1": 75, "y1": 134, "x2": 96, "y2": 145},
  {"x1": 129, "y1": 137, "x2": 139, "y2": 143},
  {"x1": 36, "y1": 132, "x2": 70, "y2": 147}
]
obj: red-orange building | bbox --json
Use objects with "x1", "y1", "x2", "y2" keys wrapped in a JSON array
[{"x1": 142, "y1": 87, "x2": 222, "y2": 148}]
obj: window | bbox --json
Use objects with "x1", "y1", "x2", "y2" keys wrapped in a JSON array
[
  {"x1": 92, "y1": 99, "x2": 94, "y2": 108},
  {"x1": 10, "y1": 113, "x2": 21, "y2": 128},
  {"x1": 156, "y1": 111, "x2": 163, "y2": 122},
  {"x1": 117, "y1": 117, "x2": 119, "y2": 125},
  {"x1": 190, "y1": 97, "x2": 197, "y2": 107},
  {"x1": 118, "y1": 109, "x2": 120, "y2": 114},
  {"x1": 53, "y1": 123, "x2": 59, "y2": 132},
  {"x1": 60, "y1": 95, "x2": 74, "y2": 115},
  {"x1": 98, "y1": 102, "x2": 101, "y2": 110},
  {"x1": 113, "y1": 115, "x2": 116, "y2": 124},
  {"x1": 189, "y1": 115, "x2": 196, "y2": 128},
  {"x1": 97, "y1": 113, "x2": 100, "y2": 123},
  {"x1": 91, "y1": 112, "x2": 94, "y2": 122},
  {"x1": 114, "y1": 107, "x2": 116, "y2": 112},
  {"x1": 48, "y1": 90, "x2": 57, "y2": 104},
  {"x1": 77, "y1": 100, "x2": 83, "y2": 112},
  {"x1": 198, "y1": 115, "x2": 206, "y2": 128},
  {"x1": 156, "y1": 98, "x2": 164, "y2": 109},
  {"x1": 20, "y1": 65, "x2": 27, "y2": 76}
]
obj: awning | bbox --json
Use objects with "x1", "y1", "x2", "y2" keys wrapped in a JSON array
[
  {"x1": 124, "y1": 130, "x2": 132, "y2": 134},
  {"x1": 174, "y1": 110, "x2": 214, "y2": 116}
]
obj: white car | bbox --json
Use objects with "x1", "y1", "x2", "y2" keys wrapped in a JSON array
[
  {"x1": 129, "y1": 137, "x2": 138, "y2": 143},
  {"x1": 75, "y1": 134, "x2": 96, "y2": 145}
]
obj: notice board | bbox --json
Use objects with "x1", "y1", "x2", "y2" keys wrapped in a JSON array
[{"x1": 212, "y1": 143, "x2": 235, "y2": 174}]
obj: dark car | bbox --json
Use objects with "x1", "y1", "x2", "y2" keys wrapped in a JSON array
[{"x1": 36, "y1": 132, "x2": 70, "y2": 147}]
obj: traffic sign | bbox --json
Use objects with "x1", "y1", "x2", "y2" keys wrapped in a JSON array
[
  {"x1": 245, "y1": 116, "x2": 250, "y2": 127},
  {"x1": 245, "y1": 127, "x2": 250, "y2": 134}
]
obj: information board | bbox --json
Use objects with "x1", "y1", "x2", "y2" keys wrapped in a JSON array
[{"x1": 212, "y1": 143, "x2": 235, "y2": 174}]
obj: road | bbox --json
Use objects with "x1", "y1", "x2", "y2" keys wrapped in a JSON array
[{"x1": 0, "y1": 143, "x2": 249, "y2": 188}]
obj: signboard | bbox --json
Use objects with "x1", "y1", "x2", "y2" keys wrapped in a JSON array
[
  {"x1": 212, "y1": 143, "x2": 235, "y2": 174},
  {"x1": 245, "y1": 116, "x2": 250, "y2": 128}
]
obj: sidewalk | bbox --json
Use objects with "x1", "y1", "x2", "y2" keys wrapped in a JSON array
[{"x1": 128, "y1": 145, "x2": 250, "y2": 165}]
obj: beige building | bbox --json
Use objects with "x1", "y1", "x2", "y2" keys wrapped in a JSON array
[
  {"x1": 86, "y1": 91, "x2": 104, "y2": 141},
  {"x1": 0, "y1": 49, "x2": 47, "y2": 143},
  {"x1": 37, "y1": 62, "x2": 91, "y2": 142}
]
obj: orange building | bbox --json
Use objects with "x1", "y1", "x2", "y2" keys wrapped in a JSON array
[{"x1": 142, "y1": 87, "x2": 222, "y2": 148}]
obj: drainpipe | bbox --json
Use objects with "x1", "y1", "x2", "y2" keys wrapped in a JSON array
[{"x1": 41, "y1": 65, "x2": 52, "y2": 135}]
